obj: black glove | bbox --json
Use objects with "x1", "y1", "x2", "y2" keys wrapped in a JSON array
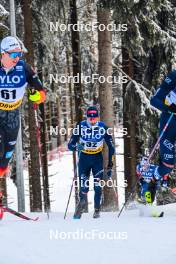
[
  {"x1": 168, "y1": 104, "x2": 176, "y2": 113},
  {"x1": 76, "y1": 143, "x2": 84, "y2": 151}
]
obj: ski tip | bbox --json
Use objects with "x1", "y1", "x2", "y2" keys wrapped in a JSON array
[
  {"x1": 33, "y1": 217, "x2": 39, "y2": 221},
  {"x1": 151, "y1": 211, "x2": 164, "y2": 217}
]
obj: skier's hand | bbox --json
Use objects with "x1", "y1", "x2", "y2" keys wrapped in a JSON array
[
  {"x1": 76, "y1": 143, "x2": 84, "y2": 151},
  {"x1": 29, "y1": 89, "x2": 46, "y2": 104},
  {"x1": 136, "y1": 165, "x2": 142, "y2": 178},
  {"x1": 136, "y1": 170, "x2": 142, "y2": 178}
]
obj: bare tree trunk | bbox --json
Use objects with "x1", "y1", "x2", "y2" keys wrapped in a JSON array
[
  {"x1": 46, "y1": 101, "x2": 52, "y2": 151},
  {"x1": 69, "y1": 0, "x2": 86, "y2": 208},
  {"x1": 122, "y1": 47, "x2": 136, "y2": 196},
  {"x1": 66, "y1": 44, "x2": 79, "y2": 205},
  {"x1": 69, "y1": 0, "x2": 83, "y2": 122},
  {"x1": 37, "y1": 60, "x2": 50, "y2": 212},
  {"x1": 22, "y1": 0, "x2": 42, "y2": 211},
  {"x1": 97, "y1": 5, "x2": 118, "y2": 211},
  {"x1": 56, "y1": 97, "x2": 62, "y2": 147}
]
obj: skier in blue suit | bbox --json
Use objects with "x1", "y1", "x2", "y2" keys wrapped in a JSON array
[
  {"x1": 0, "y1": 36, "x2": 46, "y2": 178},
  {"x1": 136, "y1": 157, "x2": 159, "y2": 204},
  {"x1": 68, "y1": 106, "x2": 115, "y2": 219},
  {"x1": 150, "y1": 70, "x2": 176, "y2": 183}
]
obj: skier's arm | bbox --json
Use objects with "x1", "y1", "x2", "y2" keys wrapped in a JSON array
[
  {"x1": 104, "y1": 126, "x2": 115, "y2": 165},
  {"x1": 68, "y1": 123, "x2": 81, "y2": 151},
  {"x1": 150, "y1": 70, "x2": 176, "y2": 113},
  {"x1": 136, "y1": 164, "x2": 142, "y2": 178},
  {"x1": 25, "y1": 63, "x2": 46, "y2": 104}
]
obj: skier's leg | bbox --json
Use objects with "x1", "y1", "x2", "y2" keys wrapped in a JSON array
[
  {"x1": 0, "y1": 129, "x2": 5, "y2": 158},
  {"x1": 73, "y1": 153, "x2": 91, "y2": 218},
  {"x1": 92, "y1": 153, "x2": 104, "y2": 211},
  {"x1": 148, "y1": 181, "x2": 157, "y2": 203},
  {"x1": 78, "y1": 153, "x2": 91, "y2": 201},
  {"x1": 154, "y1": 113, "x2": 176, "y2": 180},
  {"x1": 0, "y1": 110, "x2": 20, "y2": 177}
]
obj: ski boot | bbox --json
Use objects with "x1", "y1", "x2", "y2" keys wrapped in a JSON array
[
  {"x1": 145, "y1": 191, "x2": 152, "y2": 204},
  {"x1": 73, "y1": 199, "x2": 86, "y2": 219},
  {"x1": 93, "y1": 208, "x2": 100, "y2": 219},
  {"x1": 137, "y1": 191, "x2": 152, "y2": 204}
]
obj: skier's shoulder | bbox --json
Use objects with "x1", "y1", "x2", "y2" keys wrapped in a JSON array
[
  {"x1": 98, "y1": 121, "x2": 111, "y2": 134},
  {"x1": 97, "y1": 121, "x2": 107, "y2": 128},
  {"x1": 23, "y1": 61, "x2": 36, "y2": 76},
  {"x1": 163, "y1": 69, "x2": 176, "y2": 86},
  {"x1": 73, "y1": 121, "x2": 85, "y2": 133},
  {"x1": 149, "y1": 164, "x2": 158, "y2": 170},
  {"x1": 79, "y1": 120, "x2": 87, "y2": 127}
]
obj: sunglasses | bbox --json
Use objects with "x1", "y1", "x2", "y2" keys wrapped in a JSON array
[
  {"x1": 87, "y1": 117, "x2": 98, "y2": 120},
  {"x1": 7, "y1": 51, "x2": 23, "y2": 59},
  {"x1": 2, "y1": 49, "x2": 23, "y2": 58}
]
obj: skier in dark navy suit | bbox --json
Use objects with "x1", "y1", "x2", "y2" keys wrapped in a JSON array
[
  {"x1": 0, "y1": 36, "x2": 46, "y2": 177},
  {"x1": 68, "y1": 106, "x2": 115, "y2": 219},
  {"x1": 150, "y1": 70, "x2": 176, "y2": 184}
]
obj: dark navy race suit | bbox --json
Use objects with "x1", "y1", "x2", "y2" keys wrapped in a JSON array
[
  {"x1": 0, "y1": 60, "x2": 43, "y2": 168},
  {"x1": 68, "y1": 120, "x2": 115, "y2": 209},
  {"x1": 151, "y1": 70, "x2": 176, "y2": 179}
]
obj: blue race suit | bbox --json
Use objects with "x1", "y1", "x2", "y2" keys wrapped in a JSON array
[
  {"x1": 151, "y1": 70, "x2": 176, "y2": 179},
  {"x1": 68, "y1": 120, "x2": 115, "y2": 209},
  {"x1": 136, "y1": 163, "x2": 158, "y2": 202},
  {"x1": 0, "y1": 60, "x2": 44, "y2": 168}
]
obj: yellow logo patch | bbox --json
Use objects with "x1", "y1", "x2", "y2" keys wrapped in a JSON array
[{"x1": 0, "y1": 99, "x2": 22, "y2": 110}]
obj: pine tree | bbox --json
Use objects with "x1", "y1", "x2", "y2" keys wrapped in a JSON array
[
  {"x1": 97, "y1": 1, "x2": 118, "y2": 211},
  {"x1": 21, "y1": 0, "x2": 42, "y2": 212}
]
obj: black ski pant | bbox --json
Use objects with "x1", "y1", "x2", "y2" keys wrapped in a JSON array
[
  {"x1": 78, "y1": 152, "x2": 104, "y2": 210},
  {"x1": 0, "y1": 109, "x2": 20, "y2": 168}
]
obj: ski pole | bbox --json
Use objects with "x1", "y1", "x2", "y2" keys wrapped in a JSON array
[
  {"x1": 2, "y1": 206, "x2": 39, "y2": 221},
  {"x1": 117, "y1": 179, "x2": 138, "y2": 218},
  {"x1": 118, "y1": 113, "x2": 174, "y2": 218},
  {"x1": 110, "y1": 177, "x2": 118, "y2": 199},
  {"x1": 144, "y1": 112, "x2": 174, "y2": 169},
  {"x1": 64, "y1": 159, "x2": 79, "y2": 219}
]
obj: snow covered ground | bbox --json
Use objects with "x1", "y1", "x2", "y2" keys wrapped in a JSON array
[
  {"x1": 1, "y1": 204, "x2": 176, "y2": 264},
  {"x1": 7, "y1": 137, "x2": 125, "y2": 213},
  {"x1": 4, "y1": 145, "x2": 176, "y2": 264}
]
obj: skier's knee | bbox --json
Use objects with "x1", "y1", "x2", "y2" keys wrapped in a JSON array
[
  {"x1": 162, "y1": 161, "x2": 174, "y2": 169},
  {"x1": 94, "y1": 184, "x2": 102, "y2": 195},
  {"x1": 155, "y1": 162, "x2": 173, "y2": 179},
  {"x1": 0, "y1": 129, "x2": 5, "y2": 158},
  {"x1": 80, "y1": 187, "x2": 89, "y2": 194}
]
